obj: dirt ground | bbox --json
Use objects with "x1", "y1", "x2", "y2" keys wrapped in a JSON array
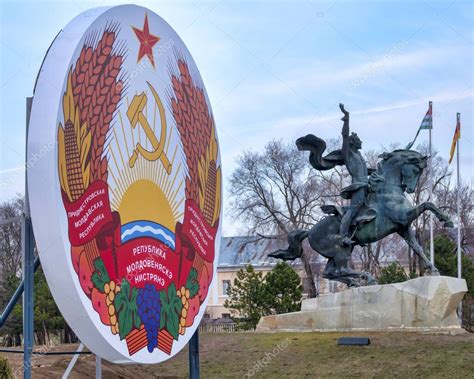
[{"x1": 2, "y1": 331, "x2": 473, "y2": 378}]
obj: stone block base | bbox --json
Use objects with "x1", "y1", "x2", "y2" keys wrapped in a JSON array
[{"x1": 257, "y1": 276, "x2": 467, "y2": 332}]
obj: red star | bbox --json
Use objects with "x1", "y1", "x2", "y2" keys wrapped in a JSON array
[{"x1": 132, "y1": 14, "x2": 160, "y2": 68}]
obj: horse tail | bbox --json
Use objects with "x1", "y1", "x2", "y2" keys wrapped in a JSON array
[{"x1": 268, "y1": 229, "x2": 309, "y2": 261}]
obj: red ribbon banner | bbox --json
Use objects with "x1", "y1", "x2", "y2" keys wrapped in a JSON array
[
  {"x1": 63, "y1": 181, "x2": 217, "y2": 292},
  {"x1": 180, "y1": 199, "x2": 218, "y2": 263},
  {"x1": 116, "y1": 238, "x2": 181, "y2": 291},
  {"x1": 62, "y1": 180, "x2": 113, "y2": 246}
]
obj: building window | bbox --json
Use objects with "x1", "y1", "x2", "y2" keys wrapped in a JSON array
[
  {"x1": 222, "y1": 280, "x2": 231, "y2": 296},
  {"x1": 222, "y1": 313, "x2": 231, "y2": 319}
]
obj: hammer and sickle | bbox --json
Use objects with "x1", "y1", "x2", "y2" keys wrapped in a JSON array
[{"x1": 127, "y1": 81, "x2": 172, "y2": 174}]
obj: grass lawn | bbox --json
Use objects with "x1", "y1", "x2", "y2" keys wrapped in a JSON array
[{"x1": 3, "y1": 331, "x2": 473, "y2": 378}]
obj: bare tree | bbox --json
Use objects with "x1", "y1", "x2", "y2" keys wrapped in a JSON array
[
  {"x1": 0, "y1": 197, "x2": 77, "y2": 346},
  {"x1": 0, "y1": 197, "x2": 23, "y2": 279},
  {"x1": 0, "y1": 197, "x2": 24, "y2": 346},
  {"x1": 436, "y1": 179, "x2": 473, "y2": 249},
  {"x1": 229, "y1": 140, "x2": 323, "y2": 297}
]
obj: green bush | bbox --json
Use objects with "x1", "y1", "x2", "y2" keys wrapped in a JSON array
[
  {"x1": 264, "y1": 262, "x2": 303, "y2": 314},
  {"x1": 224, "y1": 265, "x2": 268, "y2": 330},
  {"x1": 378, "y1": 262, "x2": 408, "y2": 284},
  {"x1": 224, "y1": 263, "x2": 303, "y2": 330},
  {"x1": 434, "y1": 234, "x2": 474, "y2": 295},
  {"x1": 0, "y1": 356, "x2": 13, "y2": 379}
]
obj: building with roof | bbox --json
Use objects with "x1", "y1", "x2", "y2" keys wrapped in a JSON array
[{"x1": 206, "y1": 237, "x2": 287, "y2": 319}]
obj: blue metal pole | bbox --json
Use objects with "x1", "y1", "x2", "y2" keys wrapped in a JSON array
[
  {"x1": 22, "y1": 218, "x2": 35, "y2": 379},
  {"x1": 188, "y1": 329, "x2": 200, "y2": 379},
  {"x1": 0, "y1": 256, "x2": 40, "y2": 328},
  {"x1": 23, "y1": 96, "x2": 34, "y2": 379}
]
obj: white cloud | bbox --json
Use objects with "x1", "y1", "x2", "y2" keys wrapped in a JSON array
[
  {"x1": 223, "y1": 88, "x2": 472, "y2": 134},
  {"x1": 0, "y1": 166, "x2": 24, "y2": 175},
  {"x1": 216, "y1": 42, "x2": 471, "y2": 115}
]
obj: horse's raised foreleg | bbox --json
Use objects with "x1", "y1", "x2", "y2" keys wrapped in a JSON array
[
  {"x1": 406, "y1": 202, "x2": 453, "y2": 227},
  {"x1": 398, "y1": 228, "x2": 439, "y2": 275}
]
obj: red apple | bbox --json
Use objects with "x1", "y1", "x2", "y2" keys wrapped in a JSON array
[
  {"x1": 185, "y1": 295, "x2": 200, "y2": 327},
  {"x1": 198, "y1": 265, "x2": 210, "y2": 303},
  {"x1": 78, "y1": 252, "x2": 93, "y2": 297},
  {"x1": 91, "y1": 288, "x2": 110, "y2": 325},
  {"x1": 71, "y1": 246, "x2": 84, "y2": 275},
  {"x1": 203, "y1": 260, "x2": 213, "y2": 284}
]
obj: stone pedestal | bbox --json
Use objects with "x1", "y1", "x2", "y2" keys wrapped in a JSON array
[{"x1": 257, "y1": 276, "x2": 467, "y2": 332}]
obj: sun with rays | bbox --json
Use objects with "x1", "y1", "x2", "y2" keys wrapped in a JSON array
[{"x1": 107, "y1": 84, "x2": 184, "y2": 241}]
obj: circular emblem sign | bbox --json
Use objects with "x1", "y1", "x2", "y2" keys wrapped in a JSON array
[{"x1": 28, "y1": 5, "x2": 221, "y2": 363}]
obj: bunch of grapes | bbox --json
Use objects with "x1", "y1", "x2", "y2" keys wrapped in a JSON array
[
  {"x1": 177, "y1": 286, "x2": 190, "y2": 335},
  {"x1": 105, "y1": 280, "x2": 120, "y2": 335},
  {"x1": 137, "y1": 284, "x2": 160, "y2": 352}
]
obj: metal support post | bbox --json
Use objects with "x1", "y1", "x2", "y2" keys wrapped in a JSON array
[
  {"x1": 62, "y1": 343, "x2": 84, "y2": 379},
  {"x1": 189, "y1": 329, "x2": 200, "y2": 379},
  {"x1": 95, "y1": 355, "x2": 102, "y2": 379},
  {"x1": 23, "y1": 96, "x2": 35, "y2": 379},
  {"x1": 0, "y1": 256, "x2": 40, "y2": 328}
]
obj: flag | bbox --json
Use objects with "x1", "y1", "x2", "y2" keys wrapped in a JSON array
[
  {"x1": 419, "y1": 104, "x2": 433, "y2": 130},
  {"x1": 449, "y1": 113, "x2": 461, "y2": 164},
  {"x1": 406, "y1": 102, "x2": 432, "y2": 150}
]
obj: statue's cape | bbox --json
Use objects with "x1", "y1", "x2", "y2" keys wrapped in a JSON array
[{"x1": 297, "y1": 135, "x2": 344, "y2": 171}]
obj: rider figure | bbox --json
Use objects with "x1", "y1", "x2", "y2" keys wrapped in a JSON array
[{"x1": 339, "y1": 104, "x2": 368, "y2": 246}]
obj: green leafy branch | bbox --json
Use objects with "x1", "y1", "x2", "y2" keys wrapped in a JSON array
[
  {"x1": 115, "y1": 278, "x2": 141, "y2": 340},
  {"x1": 186, "y1": 268, "x2": 200, "y2": 298},
  {"x1": 160, "y1": 282, "x2": 182, "y2": 340},
  {"x1": 91, "y1": 258, "x2": 110, "y2": 292}
]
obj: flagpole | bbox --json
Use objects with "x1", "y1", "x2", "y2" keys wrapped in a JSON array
[
  {"x1": 456, "y1": 112, "x2": 462, "y2": 322},
  {"x1": 456, "y1": 113, "x2": 461, "y2": 279},
  {"x1": 429, "y1": 101, "x2": 434, "y2": 265}
]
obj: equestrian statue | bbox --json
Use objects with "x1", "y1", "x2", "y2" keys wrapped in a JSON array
[{"x1": 269, "y1": 104, "x2": 453, "y2": 287}]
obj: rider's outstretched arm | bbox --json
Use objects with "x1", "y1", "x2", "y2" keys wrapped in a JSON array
[{"x1": 339, "y1": 103, "x2": 350, "y2": 160}]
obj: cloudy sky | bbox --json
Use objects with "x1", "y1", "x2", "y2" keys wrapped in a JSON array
[{"x1": 0, "y1": 0, "x2": 472, "y2": 235}]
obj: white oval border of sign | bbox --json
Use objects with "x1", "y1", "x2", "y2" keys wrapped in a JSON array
[{"x1": 27, "y1": 5, "x2": 221, "y2": 364}]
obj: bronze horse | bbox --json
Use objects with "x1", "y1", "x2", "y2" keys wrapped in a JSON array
[{"x1": 270, "y1": 109, "x2": 453, "y2": 287}]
